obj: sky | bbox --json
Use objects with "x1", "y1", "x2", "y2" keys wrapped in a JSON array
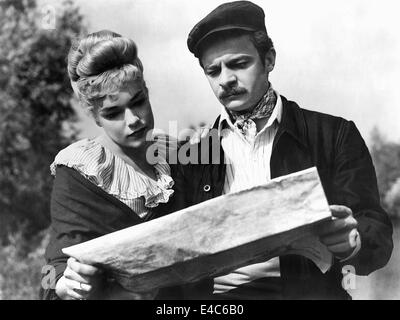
[{"x1": 44, "y1": 0, "x2": 400, "y2": 144}]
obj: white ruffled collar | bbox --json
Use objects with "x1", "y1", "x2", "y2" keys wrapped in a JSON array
[{"x1": 50, "y1": 138, "x2": 174, "y2": 210}]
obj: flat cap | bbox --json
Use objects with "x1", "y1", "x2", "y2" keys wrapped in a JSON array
[{"x1": 187, "y1": 1, "x2": 266, "y2": 57}]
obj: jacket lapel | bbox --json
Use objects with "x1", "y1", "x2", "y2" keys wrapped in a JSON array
[{"x1": 271, "y1": 96, "x2": 313, "y2": 178}]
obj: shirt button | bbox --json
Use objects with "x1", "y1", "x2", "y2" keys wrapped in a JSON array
[{"x1": 203, "y1": 185, "x2": 211, "y2": 192}]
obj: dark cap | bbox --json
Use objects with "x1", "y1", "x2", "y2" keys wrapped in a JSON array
[{"x1": 187, "y1": 1, "x2": 267, "y2": 57}]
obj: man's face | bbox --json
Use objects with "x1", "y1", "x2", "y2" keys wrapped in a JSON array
[{"x1": 200, "y1": 34, "x2": 271, "y2": 112}]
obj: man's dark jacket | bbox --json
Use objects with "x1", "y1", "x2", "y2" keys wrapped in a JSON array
[{"x1": 169, "y1": 96, "x2": 393, "y2": 300}]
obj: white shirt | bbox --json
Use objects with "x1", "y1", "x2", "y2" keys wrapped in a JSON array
[
  {"x1": 212, "y1": 93, "x2": 361, "y2": 296},
  {"x1": 213, "y1": 93, "x2": 283, "y2": 296}
]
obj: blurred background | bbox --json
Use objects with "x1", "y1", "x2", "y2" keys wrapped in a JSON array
[{"x1": 0, "y1": 0, "x2": 399, "y2": 299}]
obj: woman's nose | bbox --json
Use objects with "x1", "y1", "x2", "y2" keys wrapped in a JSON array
[{"x1": 125, "y1": 109, "x2": 140, "y2": 127}]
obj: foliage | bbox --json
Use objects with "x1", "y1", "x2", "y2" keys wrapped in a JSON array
[
  {"x1": 0, "y1": 0, "x2": 86, "y2": 241},
  {"x1": 384, "y1": 178, "x2": 400, "y2": 219},
  {"x1": 0, "y1": 226, "x2": 49, "y2": 300},
  {"x1": 370, "y1": 127, "x2": 400, "y2": 219}
]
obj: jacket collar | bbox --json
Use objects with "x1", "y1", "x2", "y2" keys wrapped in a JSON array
[
  {"x1": 212, "y1": 95, "x2": 309, "y2": 150},
  {"x1": 273, "y1": 95, "x2": 309, "y2": 150}
]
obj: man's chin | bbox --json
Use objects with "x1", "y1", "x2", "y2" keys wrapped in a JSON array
[{"x1": 224, "y1": 102, "x2": 251, "y2": 113}]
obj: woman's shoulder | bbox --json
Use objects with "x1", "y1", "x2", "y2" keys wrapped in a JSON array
[{"x1": 50, "y1": 138, "x2": 104, "y2": 176}]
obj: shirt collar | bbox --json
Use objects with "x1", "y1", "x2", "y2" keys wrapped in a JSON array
[{"x1": 218, "y1": 89, "x2": 282, "y2": 136}]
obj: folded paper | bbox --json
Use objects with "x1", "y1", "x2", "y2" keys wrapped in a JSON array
[{"x1": 63, "y1": 167, "x2": 333, "y2": 292}]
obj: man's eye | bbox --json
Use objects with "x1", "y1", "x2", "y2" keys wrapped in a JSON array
[{"x1": 234, "y1": 61, "x2": 248, "y2": 68}]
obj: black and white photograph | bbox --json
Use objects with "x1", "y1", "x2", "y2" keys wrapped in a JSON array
[{"x1": 0, "y1": 0, "x2": 399, "y2": 305}]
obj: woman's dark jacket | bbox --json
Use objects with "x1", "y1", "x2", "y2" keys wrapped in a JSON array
[
  {"x1": 171, "y1": 96, "x2": 393, "y2": 300},
  {"x1": 39, "y1": 165, "x2": 178, "y2": 300}
]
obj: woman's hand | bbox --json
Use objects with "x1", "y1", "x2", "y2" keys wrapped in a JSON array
[{"x1": 55, "y1": 257, "x2": 104, "y2": 300}]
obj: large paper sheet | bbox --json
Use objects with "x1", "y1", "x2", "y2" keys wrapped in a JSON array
[{"x1": 63, "y1": 167, "x2": 333, "y2": 292}]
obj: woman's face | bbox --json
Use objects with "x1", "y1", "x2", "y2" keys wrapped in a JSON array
[{"x1": 95, "y1": 80, "x2": 154, "y2": 150}]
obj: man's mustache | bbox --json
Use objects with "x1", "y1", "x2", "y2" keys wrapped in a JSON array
[{"x1": 219, "y1": 88, "x2": 247, "y2": 100}]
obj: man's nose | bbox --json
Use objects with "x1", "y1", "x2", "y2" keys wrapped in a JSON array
[
  {"x1": 125, "y1": 108, "x2": 141, "y2": 128},
  {"x1": 219, "y1": 67, "x2": 237, "y2": 90}
]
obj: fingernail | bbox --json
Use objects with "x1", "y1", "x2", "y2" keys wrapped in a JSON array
[{"x1": 80, "y1": 283, "x2": 91, "y2": 291}]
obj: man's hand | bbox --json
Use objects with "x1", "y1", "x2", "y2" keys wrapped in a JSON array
[
  {"x1": 318, "y1": 205, "x2": 360, "y2": 260},
  {"x1": 55, "y1": 257, "x2": 104, "y2": 300},
  {"x1": 189, "y1": 125, "x2": 211, "y2": 144}
]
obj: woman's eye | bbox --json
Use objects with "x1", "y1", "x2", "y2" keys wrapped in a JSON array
[
  {"x1": 130, "y1": 97, "x2": 147, "y2": 108},
  {"x1": 206, "y1": 70, "x2": 218, "y2": 77},
  {"x1": 136, "y1": 97, "x2": 146, "y2": 105},
  {"x1": 103, "y1": 111, "x2": 120, "y2": 119}
]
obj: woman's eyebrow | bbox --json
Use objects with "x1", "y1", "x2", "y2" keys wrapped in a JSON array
[
  {"x1": 101, "y1": 90, "x2": 145, "y2": 111},
  {"x1": 130, "y1": 90, "x2": 145, "y2": 102},
  {"x1": 100, "y1": 105, "x2": 119, "y2": 113}
]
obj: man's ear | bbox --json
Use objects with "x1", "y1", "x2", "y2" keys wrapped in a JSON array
[{"x1": 264, "y1": 48, "x2": 276, "y2": 73}]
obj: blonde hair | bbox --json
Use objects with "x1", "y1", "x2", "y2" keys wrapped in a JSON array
[{"x1": 68, "y1": 30, "x2": 145, "y2": 110}]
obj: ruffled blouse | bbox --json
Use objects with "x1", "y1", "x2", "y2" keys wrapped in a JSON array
[{"x1": 50, "y1": 137, "x2": 175, "y2": 218}]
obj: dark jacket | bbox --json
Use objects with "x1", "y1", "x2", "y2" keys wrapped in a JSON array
[
  {"x1": 40, "y1": 165, "x2": 178, "y2": 300},
  {"x1": 172, "y1": 96, "x2": 393, "y2": 299}
]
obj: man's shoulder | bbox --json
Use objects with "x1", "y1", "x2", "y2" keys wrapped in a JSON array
[{"x1": 282, "y1": 96, "x2": 353, "y2": 132}]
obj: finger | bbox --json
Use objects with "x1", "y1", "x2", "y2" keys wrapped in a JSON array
[
  {"x1": 326, "y1": 239, "x2": 356, "y2": 255},
  {"x1": 189, "y1": 133, "x2": 200, "y2": 145},
  {"x1": 329, "y1": 205, "x2": 352, "y2": 219},
  {"x1": 320, "y1": 228, "x2": 358, "y2": 247},
  {"x1": 320, "y1": 230, "x2": 350, "y2": 246},
  {"x1": 67, "y1": 257, "x2": 102, "y2": 276},
  {"x1": 318, "y1": 216, "x2": 357, "y2": 236},
  {"x1": 65, "y1": 277, "x2": 93, "y2": 293},
  {"x1": 64, "y1": 278, "x2": 88, "y2": 300},
  {"x1": 64, "y1": 266, "x2": 91, "y2": 284},
  {"x1": 200, "y1": 126, "x2": 211, "y2": 139}
]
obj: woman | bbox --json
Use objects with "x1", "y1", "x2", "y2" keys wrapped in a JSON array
[{"x1": 40, "y1": 30, "x2": 180, "y2": 300}]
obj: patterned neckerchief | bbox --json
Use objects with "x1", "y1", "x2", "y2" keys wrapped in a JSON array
[{"x1": 226, "y1": 83, "x2": 277, "y2": 144}]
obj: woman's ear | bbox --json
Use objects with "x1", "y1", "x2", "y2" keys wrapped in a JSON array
[
  {"x1": 70, "y1": 81, "x2": 80, "y2": 98},
  {"x1": 264, "y1": 48, "x2": 276, "y2": 73}
]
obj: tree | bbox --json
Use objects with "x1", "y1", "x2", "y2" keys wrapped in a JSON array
[
  {"x1": 370, "y1": 127, "x2": 400, "y2": 219},
  {"x1": 0, "y1": 0, "x2": 86, "y2": 241},
  {"x1": 385, "y1": 177, "x2": 400, "y2": 219}
]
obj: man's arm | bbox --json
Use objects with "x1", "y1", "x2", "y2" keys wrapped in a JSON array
[{"x1": 327, "y1": 120, "x2": 393, "y2": 275}]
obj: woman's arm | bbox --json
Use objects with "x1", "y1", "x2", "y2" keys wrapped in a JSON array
[{"x1": 41, "y1": 165, "x2": 142, "y2": 299}]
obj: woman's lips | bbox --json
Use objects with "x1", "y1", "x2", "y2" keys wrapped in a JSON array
[{"x1": 127, "y1": 127, "x2": 147, "y2": 138}]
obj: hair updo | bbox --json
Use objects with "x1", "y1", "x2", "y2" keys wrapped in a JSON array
[{"x1": 67, "y1": 30, "x2": 145, "y2": 110}]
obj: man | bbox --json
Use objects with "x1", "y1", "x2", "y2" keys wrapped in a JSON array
[{"x1": 173, "y1": 1, "x2": 393, "y2": 299}]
